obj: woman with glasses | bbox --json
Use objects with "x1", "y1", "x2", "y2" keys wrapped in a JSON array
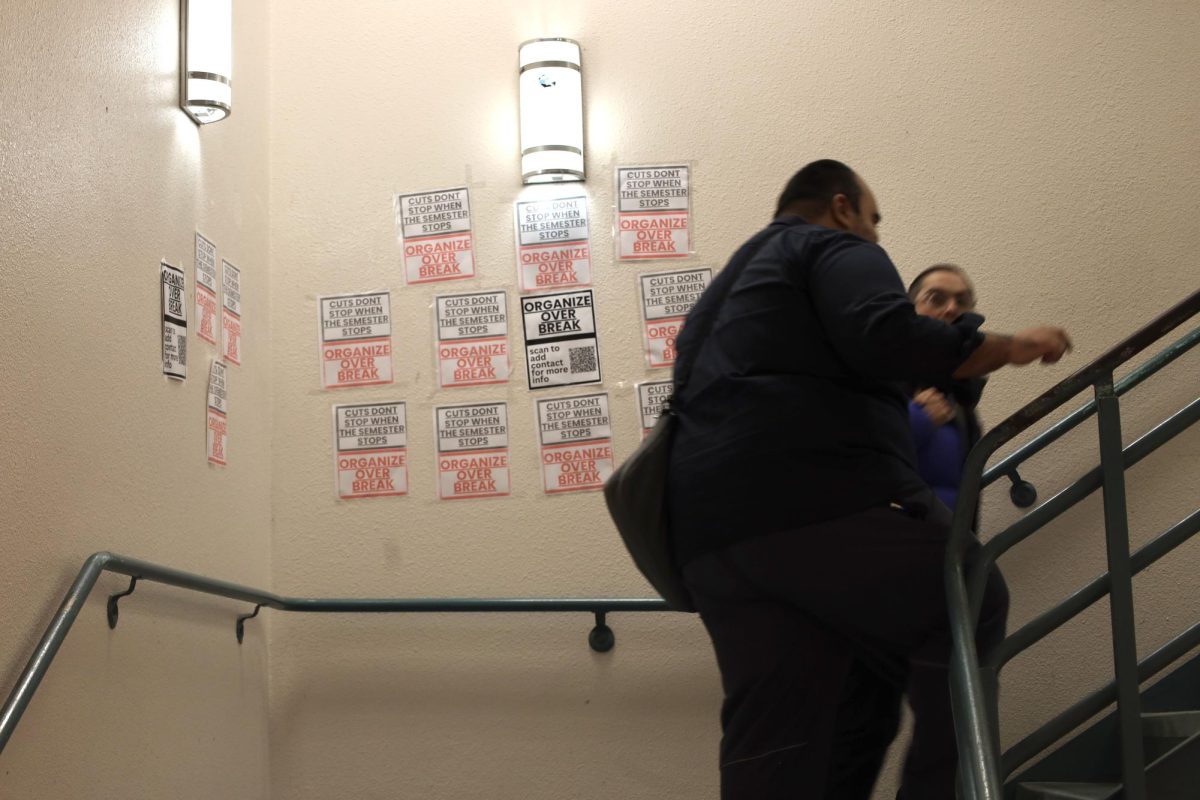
[{"x1": 907, "y1": 263, "x2": 985, "y2": 514}]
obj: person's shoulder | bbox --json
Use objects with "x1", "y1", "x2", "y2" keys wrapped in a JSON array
[
  {"x1": 784, "y1": 227, "x2": 891, "y2": 272},
  {"x1": 778, "y1": 223, "x2": 885, "y2": 254}
]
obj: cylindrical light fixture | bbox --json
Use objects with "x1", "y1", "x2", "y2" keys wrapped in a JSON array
[
  {"x1": 519, "y1": 38, "x2": 583, "y2": 184},
  {"x1": 180, "y1": 0, "x2": 232, "y2": 124}
]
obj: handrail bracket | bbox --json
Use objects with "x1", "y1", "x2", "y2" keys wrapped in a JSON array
[
  {"x1": 106, "y1": 577, "x2": 139, "y2": 630},
  {"x1": 588, "y1": 611, "x2": 614, "y2": 653},
  {"x1": 236, "y1": 604, "x2": 263, "y2": 645},
  {"x1": 1005, "y1": 469, "x2": 1037, "y2": 508}
]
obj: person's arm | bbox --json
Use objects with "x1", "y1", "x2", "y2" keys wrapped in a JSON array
[
  {"x1": 953, "y1": 327, "x2": 1072, "y2": 378},
  {"x1": 914, "y1": 388, "x2": 955, "y2": 425},
  {"x1": 909, "y1": 400, "x2": 937, "y2": 449},
  {"x1": 809, "y1": 241, "x2": 986, "y2": 382},
  {"x1": 809, "y1": 240, "x2": 1070, "y2": 382}
]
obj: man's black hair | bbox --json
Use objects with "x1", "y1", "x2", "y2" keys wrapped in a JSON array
[{"x1": 774, "y1": 159, "x2": 862, "y2": 219}]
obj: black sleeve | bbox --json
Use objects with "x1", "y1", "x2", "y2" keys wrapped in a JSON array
[{"x1": 808, "y1": 239, "x2": 984, "y2": 383}]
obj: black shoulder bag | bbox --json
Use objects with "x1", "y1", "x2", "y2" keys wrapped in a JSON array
[{"x1": 603, "y1": 224, "x2": 789, "y2": 611}]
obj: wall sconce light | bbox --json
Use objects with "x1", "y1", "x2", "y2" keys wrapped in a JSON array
[
  {"x1": 519, "y1": 38, "x2": 583, "y2": 184},
  {"x1": 180, "y1": 0, "x2": 232, "y2": 124}
]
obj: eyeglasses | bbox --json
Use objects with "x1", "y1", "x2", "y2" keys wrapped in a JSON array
[{"x1": 917, "y1": 288, "x2": 975, "y2": 312}]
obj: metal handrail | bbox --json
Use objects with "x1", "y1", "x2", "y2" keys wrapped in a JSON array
[
  {"x1": 0, "y1": 551, "x2": 668, "y2": 756},
  {"x1": 946, "y1": 287, "x2": 1200, "y2": 800},
  {"x1": 1002, "y1": 620, "x2": 1200, "y2": 777},
  {"x1": 979, "y1": 325, "x2": 1200, "y2": 506},
  {"x1": 991, "y1": 509, "x2": 1200, "y2": 674}
]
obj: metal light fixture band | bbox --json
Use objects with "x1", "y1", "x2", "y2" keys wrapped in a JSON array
[
  {"x1": 521, "y1": 144, "x2": 583, "y2": 156},
  {"x1": 520, "y1": 61, "x2": 582, "y2": 73},
  {"x1": 523, "y1": 168, "x2": 587, "y2": 181},
  {"x1": 187, "y1": 70, "x2": 231, "y2": 86}
]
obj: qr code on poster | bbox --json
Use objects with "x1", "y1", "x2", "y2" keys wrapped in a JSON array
[{"x1": 568, "y1": 345, "x2": 597, "y2": 373}]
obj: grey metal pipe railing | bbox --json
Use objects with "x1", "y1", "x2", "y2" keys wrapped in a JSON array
[
  {"x1": 985, "y1": 396, "x2": 1200, "y2": 565},
  {"x1": 0, "y1": 551, "x2": 668, "y2": 756},
  {"x1": 1094, "y1": 372, "x2": 1149, "y2": 800},
  {"x1": 964, "y1": 396, "x2": 1200, "y2": 624},
  {"x1": 1002, "y1": 620, "x2": 1200, "y2": 778},
  {"x1": 979, "y1": 324, "x2": 1200, "y2": 498},
  {"x1": 946, "y1": 287, "x2": 1200, "y2": 800},
  {"x1": 989, "y1": 509, "x2": 1200, "y2": 670}
]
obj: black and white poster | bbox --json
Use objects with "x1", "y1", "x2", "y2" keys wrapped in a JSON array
[{"x1": 520, "y1": 289, "x2": 601, "y2": 390}]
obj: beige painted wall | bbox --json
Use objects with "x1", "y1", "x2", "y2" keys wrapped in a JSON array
[
  {"x1": 267, "y1": 2, "x2": 1198, "y2": 799},
  {"x1": 0, "y1": 0, "x2": 272, "y2": 798},
  {"x1": 4, "y1": 1, "x2": 1197, "y2": 798}
]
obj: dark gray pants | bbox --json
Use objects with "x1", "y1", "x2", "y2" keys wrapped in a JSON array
[{"x1": 682, "y1": 500, "x2": 1008, "y2": 800}]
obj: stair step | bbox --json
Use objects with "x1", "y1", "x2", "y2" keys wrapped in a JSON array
[
  {"x1": 1005, "y1": 656, "x2": 1200, "y2": 798},
  {"x1": 1144, "y1": 724, "x2": 1200, "y2": 798},
  {"x1": 1015, "y1": 782, "x2": 1122, "y2": 800},
  {"x1": 1142, "y1": 709, "x2": 1200, "y2": 740},
  {"x1": 1142, "y1": 710, "x2": 1200, "y2": 765}
]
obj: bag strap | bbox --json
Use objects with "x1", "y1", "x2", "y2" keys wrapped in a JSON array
[{"x1": 672, "y1": 219, "x2": 799, "y2": 400}]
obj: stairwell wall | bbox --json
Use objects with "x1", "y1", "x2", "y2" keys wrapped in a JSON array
[
  {"x1": 265, "y1": 2, "x2": 1199, "y2": 798},
  {"x1": 0, "y1": 0, "x2": 273, "y2": 797}
]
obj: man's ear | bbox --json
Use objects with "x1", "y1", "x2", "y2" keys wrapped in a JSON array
[{"x1": 828, "y1": 193, "x2": 854, "y2": 231}]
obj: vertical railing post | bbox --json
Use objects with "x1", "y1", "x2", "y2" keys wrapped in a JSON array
[
  {"x1": 946, "y1": 543, "x2": 1003, "y2": 800},
  {"x1": 1094, "y1": 374, "x2": 1147, "y2": 800}
]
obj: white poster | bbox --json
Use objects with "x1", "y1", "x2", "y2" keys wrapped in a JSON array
[
  {"x1": 435, "y1": 291, "x2": 510, "y2": 388},
  {"x1": 319, "y1": 292, "x2": 393, "y2": 389},
  {"x1": 206, "y1": 360, "x2": 228, "y2": 465},
  {"x1": 636, "y1": 380, "x2": 673, "y2": 438},
  {"x1": 395, "y1": 186, "x2": 476, "y2": 284},
  {"x1": 616, "y1": 165, "x2": 691, "y2": 260},
  {"x1": 520, "y1": 289, "x2": 602, "y2": 390},
  {"x1": 514, "y1": 195, "x2": 592, "y2": 292},
  {"x1": 638, "y1": 268, "x2": 711, "y2": 368},
  {"x1": 333, "y1": 402, "x2": 408, "y2": 499},
  {"x1": 161, "y1": 261, "x2": 187, "y2": 380},
  {"x1": 535, "y1": 393, "x2": 614, "y2": 494},
  {"x1": 195, "y1": 232, "x2": 219, "y2": 346},
  {"x1": 221, "y1": 259, "x2": 242, "y2": 365},
  {"x1": 435, "y1": 402, "x2": 510, "y2": 500}
]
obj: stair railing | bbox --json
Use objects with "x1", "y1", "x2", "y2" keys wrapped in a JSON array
[
  {"x1": 946, "y1": 287, "x2": 1200, "y2": 800},
  {"x1": 0, "y1": 551, "x2": 668, "y2": 756}
]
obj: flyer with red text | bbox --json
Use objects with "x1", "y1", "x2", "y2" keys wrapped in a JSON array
[
  {"x1": 220, "y1": 259, "x2": 242, "y2": 365},
  {"x1": 319, "y1": 291, "x2": 393, "y2": 389},
  {"x1": 638, "y1": 267, "x2": 711, "y2": 367},
  {"x1": 194, "y1": 232, "x2": 219, "y2": 345},
  {"x1": 395, "y1": 187, "x2": 475, "y2": 285},
  {"x1": 207, "y1": 360, "x2": 228, "y2": 465},
  {"x1": 535, "y1": 393, "x2": 613, "y2": 494},
  {"x1": 435, "y1": 402, "x2": 510, "y2": 500},
  {"x1": 333, "y1": 402, "x2": 408, "y2": 499},
  {"x1": 514, "y1": 196, "x2": 591, "y2": 292},
  {"x1": 435, "y1": 291, "x2": 509, "y2": 388},
  {"x1": 616, "y1": 165, "x2": 690, "y2": 260},
  {"x1": 635, "y1": 380, "x2": 673, "y2": 438}
]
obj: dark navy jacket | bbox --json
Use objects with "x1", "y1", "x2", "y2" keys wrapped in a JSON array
[{"x1": 668, "y1": 217, "x2": 984, "y2": 565}]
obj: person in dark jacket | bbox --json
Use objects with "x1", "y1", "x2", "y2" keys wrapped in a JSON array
[
  {"x1": 669, "y1": 160, "x2": 1071, "y2": 800},
  {"x1": 907, "y1": 263, "x2": 986, "y2": 512}
]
